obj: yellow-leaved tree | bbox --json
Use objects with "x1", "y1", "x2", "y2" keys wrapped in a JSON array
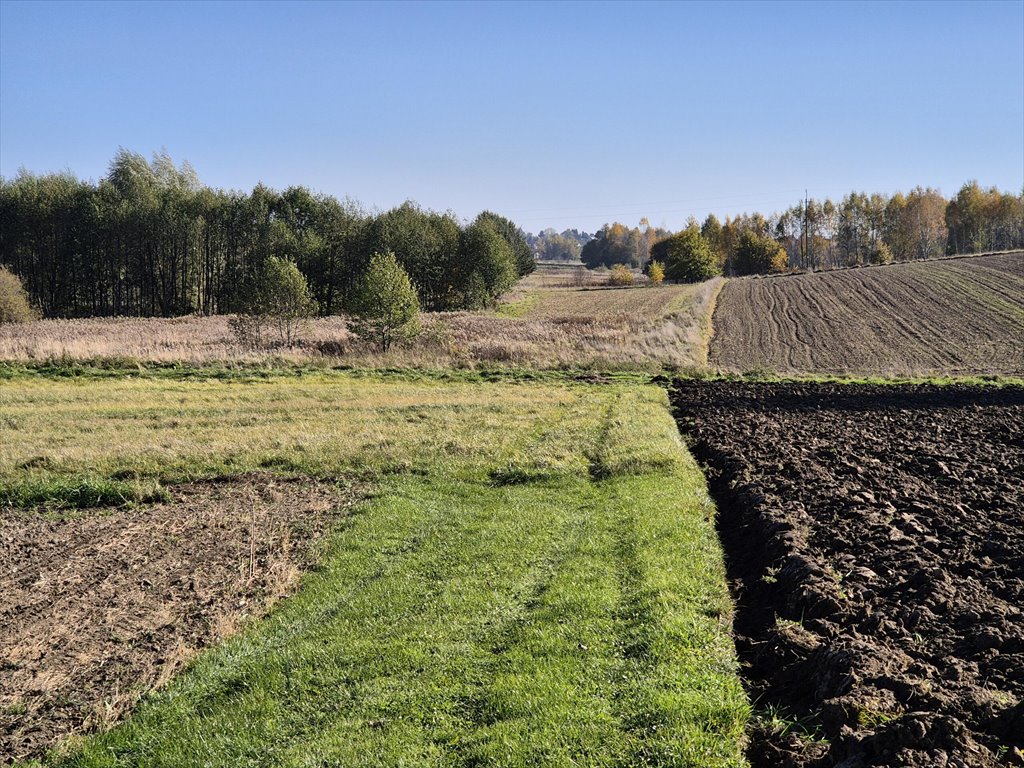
[{"x1": 608, "y1": 264, "x2": 634, "y2": 286}]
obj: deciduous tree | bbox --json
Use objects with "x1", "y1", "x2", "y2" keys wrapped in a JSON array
[
  {"x1": 348, "y1": 252, "x2": 421, "y2": 352},
  {"x1": 733, "y1": 231, "x2": 788, "y2": 275},
  {"x1": 650, "y1": 228, "x2": 720, "y2": 283},
  {"x1": 647, "y1": 260, "x2": 665, "y2": 284},
  {"x1": 0, "y1": 266, "x2": 36, "y2": 323},
  {"x1": 230, "y1": 255, "x2": 318, "y2": 347}
]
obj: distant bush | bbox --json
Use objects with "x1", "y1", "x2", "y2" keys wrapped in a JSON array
[
  {"x1": 869, "y1": 241, "x2": 893, "y2": 265},
  {"x1": 608, "y1": 264, "x2": 634, "y2": 286},
  {"x1": 0, "y1": 267, "x2": 36, "y2": 324},
  {"x1": 733, "y1": 231, "x2": 788, "y2": 275},
  {"x1": 651, "y1": 229, "x2": 720, "y2": 283}
]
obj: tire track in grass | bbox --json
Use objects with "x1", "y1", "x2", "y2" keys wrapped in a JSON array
[
  {"x1": 274, "y1": 480, "x2": 593, "y2": 767},
  {"x1": 90, "y1": 478, "x2": 585, "y2": 768},
  {"x1": 96, "y1": 479, "x2": 490, "y2": 767},
  {"x1": 275, "y1": 400, "x2": 612, "y2": 765},
  {"x1": 446, "y1": 485, "x2": 629, "y2": 767},
  {"x1": 442, "y1": 399, "x2": 629, "y2": 765}
]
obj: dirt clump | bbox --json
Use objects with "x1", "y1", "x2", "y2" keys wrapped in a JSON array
[
  {"x1": 671, "y1": 381, "x2": 1024, "y2": 767},
  {"x1": 0, "y1": 474, "x2": 360, "y2": 764}
]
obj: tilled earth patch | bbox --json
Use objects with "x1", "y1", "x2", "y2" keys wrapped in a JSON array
[
  {"x1": 671, "y1": 381, "x2": 1024, "y2": 768},
  {"x1": 1, "y1": 474, "x2": 360, "y2": 764}
]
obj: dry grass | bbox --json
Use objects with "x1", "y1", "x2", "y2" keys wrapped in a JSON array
[
  {"x1": 0, "y1": 275, "x2": 724, "y2": 371},
  {"x1": 0, "y1": 375, "x2": 602, "y2": 489},
  {"x1": 0, "y1": 315, "x2": 352, "y2": 364},
  {"x1": 515, "y1": 284, "x2": 694, "y2": 319}
]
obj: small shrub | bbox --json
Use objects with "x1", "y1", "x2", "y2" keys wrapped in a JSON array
[
  {"x1": 228, "y1": 314, "x2": 267, "y2": 350},
  {"x1": 420, "y1": 319, "x2": 464, "y2": 355},
  {"x1": 0, "y1": 267, "x2": 37, "y2": 324},
  {"x1": 231, "y1": 256, "x2": 318, "y2": 348},
  {"x1": 608, "y1": 264, "x2": 634, "y2": 286},
  {"x1": 647, "y1": 260, "x2": 666, "y2": 284},
  {"x1": 315, "y1": 339, "x2": 348, "y2": 357}
]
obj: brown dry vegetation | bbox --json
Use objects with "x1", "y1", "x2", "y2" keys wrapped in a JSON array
[
  {"x1": 0, "y1": 275, "x2": 724, "y2": 371},
  {"x1": 710, "y1": 252, "x2": 1024, "y2": 376},
  {"x1": 1, "y1": 475, "x2": 359, "y2": 763}
]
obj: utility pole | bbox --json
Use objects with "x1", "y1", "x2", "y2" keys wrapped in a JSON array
[{"x1": 802, "y1": 189, "x2": 808, "y2": 268}]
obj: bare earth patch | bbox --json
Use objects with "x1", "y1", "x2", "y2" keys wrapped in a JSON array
[
  {"x1": 0, "y1": 474, "x2": 361, "y2": 764},
  {"x1": 672, "y1": 382, "x2": 1024, "y2": 767}
]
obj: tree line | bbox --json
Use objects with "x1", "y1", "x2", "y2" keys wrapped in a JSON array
[
  {"x1": 0, "y1": 150, "x2": 534, "y2": 319},
  {"x1": 570, "y1": 182, "x2": 1023, "y2": 279},
  {"x1": 580, "y1": 218, "x2": 672, "y2": 270},
  {"x1": 528, "y1": 228, "x2": 592, "y2": 262}
]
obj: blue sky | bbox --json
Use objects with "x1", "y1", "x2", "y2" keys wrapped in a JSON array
[{"x1": 1, "y1": 0, "x2": 1022, "y2": 234}]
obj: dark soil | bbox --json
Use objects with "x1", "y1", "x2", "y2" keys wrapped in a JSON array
[
  {"x1": 670, "y1": 381, "x2": 1024, "y2": 768},
  {"x1": 0, "y1": 474, "x2": 362, "y2": 764}
]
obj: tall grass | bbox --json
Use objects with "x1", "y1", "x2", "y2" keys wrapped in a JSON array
[{"x1": 0, "y1": 278, "x2": 723, "y2": 372}]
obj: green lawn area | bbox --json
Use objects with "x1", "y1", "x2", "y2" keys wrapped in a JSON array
[{"x1": 2, "y1": 371, "x2": 748, "y2": 767}]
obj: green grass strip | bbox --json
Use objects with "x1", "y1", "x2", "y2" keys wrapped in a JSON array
[
  {"x1": 41, "y1": 453, "x2": 745, "y2": 767},
  {"x1": 7, "y1": 377, "x2": 747, "y2": 765}
]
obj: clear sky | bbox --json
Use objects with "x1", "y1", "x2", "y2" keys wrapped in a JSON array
[{"x1": 1, "y1": 0, "x2": 1022, "y2": 234}]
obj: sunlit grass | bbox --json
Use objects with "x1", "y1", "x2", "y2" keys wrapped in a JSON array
[{"x1": 4, "y1": 372, "x2": 749, "y2": 767}]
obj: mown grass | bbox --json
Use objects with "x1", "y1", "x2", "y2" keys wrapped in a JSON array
[{"x1": 3, "y1": 373, "x2": 749, "y2": 767}]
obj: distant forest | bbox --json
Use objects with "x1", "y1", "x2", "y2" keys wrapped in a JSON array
[
  {"x1": 2, "y1": 150, "x2": 1021, "y2": 319},
  {"x1": 577, "y1": 184, "x2": 1024, "y2": 274},
  {"x1": 527, "y1": 229, "x2": 593, "y2": 262},
  {"x1": 0, "y1": 150, "x2": 533, "y2": 318}
]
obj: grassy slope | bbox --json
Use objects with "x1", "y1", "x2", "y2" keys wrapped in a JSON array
[{"x1": 1, "y1": 372, "x2": 748, "y2": 767}]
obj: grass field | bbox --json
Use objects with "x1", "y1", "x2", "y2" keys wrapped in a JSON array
[{"x1": 1, "y1": 371, "x2": 748, "y2": 767}]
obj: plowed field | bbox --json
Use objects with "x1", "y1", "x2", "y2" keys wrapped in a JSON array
[
  {"x1": 709, "y1": 252, "x2": 1024, "y2": 376},
  {"x1": 671, "y1": 381, "x2": 1024, "y2": 767}
]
